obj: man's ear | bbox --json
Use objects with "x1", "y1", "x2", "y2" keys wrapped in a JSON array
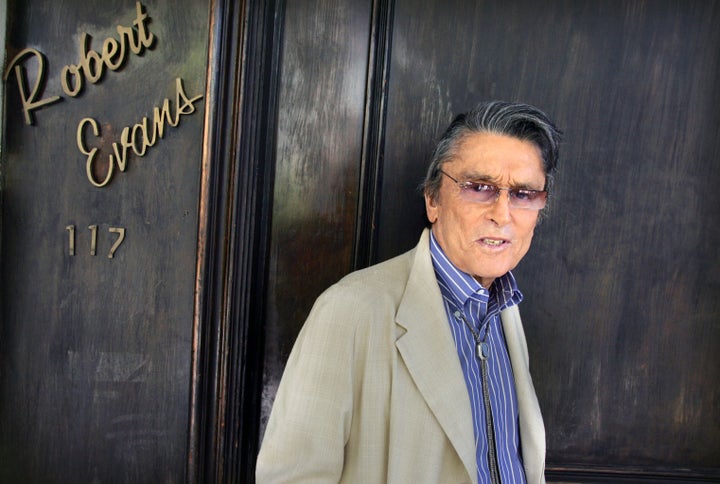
[{"x1": 425, "y1": 192, "x2": 438, "y2": 224}]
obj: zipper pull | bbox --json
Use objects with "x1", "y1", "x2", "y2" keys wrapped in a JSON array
[{"x1": 476, "y1": 342, "x2": 489, "y2": 360}]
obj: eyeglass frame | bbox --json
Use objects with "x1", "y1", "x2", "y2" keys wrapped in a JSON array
[{"x1": 438, "y1": 169, "x2": 548, "y2": 210}]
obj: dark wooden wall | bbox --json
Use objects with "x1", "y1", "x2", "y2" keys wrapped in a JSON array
[
  {"x1": 1, "y1": 0, "x2": 719, "y2": 482},
  {"x1": 260, "y1": 0, "x2": 372, "y2": 412},
  {"x1": 377, "y1": 0, "x2": 720, "y2": 479},
  {"x1": 261, "y1": 0, "x2": 720, "y2": 482}
]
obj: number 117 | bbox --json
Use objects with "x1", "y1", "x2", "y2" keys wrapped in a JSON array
[{"x1": 65, "y1": 224, "x2": 126, "y2": 259}]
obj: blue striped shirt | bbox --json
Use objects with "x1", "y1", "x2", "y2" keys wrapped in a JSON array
[{"x1": 429, "y1": 231, "x2": 526, "y2": 483}]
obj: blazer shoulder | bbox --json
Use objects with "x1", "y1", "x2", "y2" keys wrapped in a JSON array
[{"x1": 327, "y1": 247, "x2": 416, "y2": 302}]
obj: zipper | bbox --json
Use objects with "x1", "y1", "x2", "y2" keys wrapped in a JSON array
[
  {"x1": 479, "y1": 343, "x2": 501, "y2": 484},
  {"x1": 454, "y1": 310, "x2": 501, "y2": 484}
]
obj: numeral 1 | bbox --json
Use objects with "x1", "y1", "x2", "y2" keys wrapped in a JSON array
[
  {"x1": 66, "y1": 225, "x2": 76, "y2": 256},
  {"x1": 88, "y1": 225, "x2": 98, "y2": 256}
]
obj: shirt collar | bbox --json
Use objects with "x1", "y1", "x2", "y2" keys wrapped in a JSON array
[{"x1": 429, "y1": 230, "x2": 523, "y2": 310}]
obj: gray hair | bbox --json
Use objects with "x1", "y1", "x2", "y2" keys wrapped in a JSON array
[{"x1": 422, "y1": 101, "x2": 562, "y2": 206}]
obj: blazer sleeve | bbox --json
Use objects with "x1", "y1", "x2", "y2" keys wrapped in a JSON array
[{"x1": 256, "y1": 285, "x2": 356, "y2": 483}]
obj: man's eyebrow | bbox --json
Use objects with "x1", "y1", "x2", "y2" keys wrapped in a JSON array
[
  {"x1": 459, "y1": 171, "x2": 543, "y2": 190},
  {"x1": 507, "y1": 180, "x2": 541, "y2": 190},
  {"x1": 458, "y1": 171, "x2": 497, "y2": 182}
]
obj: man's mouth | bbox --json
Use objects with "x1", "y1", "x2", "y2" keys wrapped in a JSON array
[{"x1": 480, "y1": 238, "x2": 507, "y2": 246}]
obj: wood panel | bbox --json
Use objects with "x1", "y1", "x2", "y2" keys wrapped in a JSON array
[
  {"x1": 187, "y1": 0, "x2": 284, "y2": 481},
  {"x1": 259, "y1": 0, "x2": 373, "y2": 429},
  {"x1": 0, "y1": 1, "x2": 210, "y2": 481},
  {"x1": 379, "y1": 0, "x2": 720, "y2": 479}
]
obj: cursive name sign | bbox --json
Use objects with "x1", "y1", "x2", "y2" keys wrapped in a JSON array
[{"x1": 2, "y1": 2, "x2": 204, "y2": 188}]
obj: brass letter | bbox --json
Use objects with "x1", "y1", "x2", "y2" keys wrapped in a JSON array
[
  {"x1": 102, "y1": 37, "x2": 123, "y2": 71},
  {"x1": 174, "y1": 78, "x2": 204, "y2": 120},
  {"x1": 112, "y1": 127, "x2": 132, "y2": 172},
  {"x1": 61, "y1": 64, "x2": 84, "y2": 97},
  {"x1": 152, "y1": 99, "x2": 174, "y2": 136},
  {"x1": 3, "y1": 48, "x2": 62, "y2": 125},
  {"x1": 130, "y1": 117, "x2": 151, "y2": 156},
  {"x1": 79, "y1": 33, "x2": 104, "y2": 84},
  {"x1": 133, "y1": 2, "x2": 155, "y2": 51},
  {"x1": 78, "y1": 118, "x2": 114, "y2": 187}
]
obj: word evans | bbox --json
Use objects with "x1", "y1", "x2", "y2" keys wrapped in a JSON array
[{"x1": 78, "y1": 79, "x2": 202, "y2": 187}]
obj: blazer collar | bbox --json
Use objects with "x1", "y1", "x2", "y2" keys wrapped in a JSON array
[{"x1": 395, "y1": 229, "x2": 478, "y2": 483}]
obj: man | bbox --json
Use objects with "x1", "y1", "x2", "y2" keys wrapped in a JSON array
[{"x1": 256, "y1": 101, "x2": 561, "y2": 483}]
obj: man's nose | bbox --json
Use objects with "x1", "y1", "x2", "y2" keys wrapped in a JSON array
[{"x1": 487, "y1": 189, "x2": 512, "y2": 226}]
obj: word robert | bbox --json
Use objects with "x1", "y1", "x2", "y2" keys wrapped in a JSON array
[
  {"x1": 3, "y1": 2, "x2": 154, "y2": 125},
  {"x1": 66, "y1": 224, "x2": 126, "y2": 259},
  {"x1": 77, "y1": 78, "x2": 203, "y2": 187},
  {"x1": 62, "y1": 2, "x2": 153, "y2": 97}
]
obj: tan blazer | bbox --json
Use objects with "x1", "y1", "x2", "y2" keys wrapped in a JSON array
[{"x1": 257, "y1": 229, "x2": 545, "y2": 483}]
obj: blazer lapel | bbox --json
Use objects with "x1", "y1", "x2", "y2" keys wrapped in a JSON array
[
  {"x1": 394, "y1": 230, "x2": 477, "y2": 482},
  {"x1": 501, "y1": 305, "x2": 546, "y2": 484}
]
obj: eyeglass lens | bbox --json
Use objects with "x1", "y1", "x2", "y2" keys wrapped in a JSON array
[
  {"x1": 458, "y1": 183, "x2": 546, "y2": 209},
  {"x1": 439, "y1": 170, "x2": 546, "y2": 209}
]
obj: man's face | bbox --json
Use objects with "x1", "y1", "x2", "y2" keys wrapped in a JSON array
[{"x1": 425, "y1": 132, "x2": 546, "y2": 288}]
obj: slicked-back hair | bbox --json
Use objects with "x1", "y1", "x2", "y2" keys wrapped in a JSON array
[{"x1": 422, "y1": 101, "x2": 562, "y2": 208}]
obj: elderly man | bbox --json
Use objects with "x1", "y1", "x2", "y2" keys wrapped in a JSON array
[{"x1": 257, "y1": 101, "x2": 561, "y2": 484}]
